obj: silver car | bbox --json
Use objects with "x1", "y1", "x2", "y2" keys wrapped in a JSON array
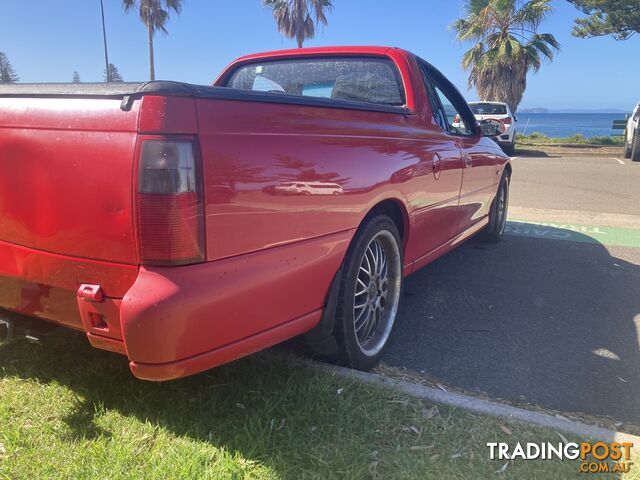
[{"x1": 624, "y1": 102, "x2": 640, "y2": 161}]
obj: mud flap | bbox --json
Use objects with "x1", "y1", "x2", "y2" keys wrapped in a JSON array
[{"x1": 303, "y1": 265, "x2": 343, "y2": 356}]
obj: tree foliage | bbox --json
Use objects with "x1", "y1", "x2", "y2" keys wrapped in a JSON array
[
  {"x1": 122, "y1": 0, "x2": 182, "y2": 80},
  {"x1": 72, "y1": 71, "x2": 81, "y2": 83},
  {"x1": 568, "y1": 0, "x2": 640, "y2": 40},
  {"x1": 104, "y1": 64, "x2": 124, "y2": 82},
  {"x1": 452, "y1": 0, "x2": 560, "y2": 113},
  {"x1": 263, "y1": 0, "x2": 333, "y2": 48},
  {"x1": 0, "y1": 52, "x2": 19, "y2": 83}
]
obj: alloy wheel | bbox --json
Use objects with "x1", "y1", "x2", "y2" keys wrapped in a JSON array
[{"x1": 352, "y1": 230, "x2": 401, "y2": 356}]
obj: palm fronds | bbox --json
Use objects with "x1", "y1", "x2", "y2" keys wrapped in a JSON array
[
  {"x1": 452, "y1": 0, "x2": 559, "y2": 111},
  {"x1": 263, "y1": 0, "x2": 333, "y2": 48}
]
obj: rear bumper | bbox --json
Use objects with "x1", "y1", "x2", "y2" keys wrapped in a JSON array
[
  {"x1": 0, "y1": 230, "x2": 351, "y2": 381},
  {"x1": 129, "y1": 309, "x2": 322, "y2": 381},
  {"x1": 120, "y1": 231, "x2": 349, "y2": 379},
  {"x1": 0, "y1": 238, "x2": 137, "y2": 335},
  {"x1": 491, "y1": 133, "x2": 514, "y2": 146}
]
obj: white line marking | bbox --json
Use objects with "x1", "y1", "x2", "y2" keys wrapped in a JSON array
[{"x1": 613, "y1": 157, "x2": 625, "y2": 165}]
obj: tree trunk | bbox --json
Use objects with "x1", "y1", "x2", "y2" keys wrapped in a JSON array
[
  {"x1": 148, "y1": 24, "x2": 155, "y2": 81},
  {"x1": 297, "y1": 36, "x2": 303, "y2": 48}
]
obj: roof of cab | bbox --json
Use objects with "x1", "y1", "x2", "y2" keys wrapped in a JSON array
[
  {"x1": 234, "y1": 46, "x2": 402, "y2": 63},
  {"x1": 213, "y1": 46, "x2": 419, "y2": 111}
]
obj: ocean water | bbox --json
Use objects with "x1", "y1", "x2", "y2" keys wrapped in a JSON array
[{"x1": 515, "y1": 113, "x2": 625, "y2": 138}]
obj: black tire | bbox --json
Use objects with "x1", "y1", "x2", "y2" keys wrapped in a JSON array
[
  {"x1": 333, "y1": 215, "x2": 403, "y2": 371},
  {"x1": 632, "y1": 130, "x2": 640, "y2": 162},
  {"x1": 502, "y1": 141, "x2": 515, "y2": 157},
  {"x1": 480, "y1": 172, "x2": 510, "y2": 243},
  {"x1": 624, "y1": 134, "x2": 632, "y2": 159}
]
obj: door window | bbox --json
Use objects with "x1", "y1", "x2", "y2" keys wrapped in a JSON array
[{"x1": 419, "y1": 61, "x2": 477, "y2": 136}]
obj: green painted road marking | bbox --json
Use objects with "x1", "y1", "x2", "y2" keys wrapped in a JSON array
[{"x1": 506, "y1": 220, "x2": 640, "y2": 248}]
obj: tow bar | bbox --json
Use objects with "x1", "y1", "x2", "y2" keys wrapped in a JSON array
[
  {"x1": 0, "y1": 317, "x2": 14, "y2": 345},
  {"x1": 0, "y1": 310, "x2": 58, "y2": 345}
]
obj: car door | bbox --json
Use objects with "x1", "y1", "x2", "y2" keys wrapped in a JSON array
[
  {"x1": 424, "y1": 65, "x2": 500, "y2": 226},
  {"x1": 402, "y1": 62, "x2": 465, "y2": 262}
]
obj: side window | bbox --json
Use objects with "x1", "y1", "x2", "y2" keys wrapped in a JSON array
[
  {"x1": 433, "y1": 86, "x2": 473, "y2": 136},
  {"x1": 421, "y1": 72, "x2": 449, "y2": 132},
  {"x1": 419, "y1": 61, "x2": 475, "y2": 136}
]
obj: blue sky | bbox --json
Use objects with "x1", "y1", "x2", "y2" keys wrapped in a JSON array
[{"x1": 0, "y1": 0, "x2": 637, "y2": 111}]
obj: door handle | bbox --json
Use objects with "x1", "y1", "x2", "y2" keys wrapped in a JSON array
[
  {"x1": 433, "y1": 153, "x2": 442, "y2": 180},
  {"x1": 464, "y1": 154, "x2": 473, "y2": 168}
]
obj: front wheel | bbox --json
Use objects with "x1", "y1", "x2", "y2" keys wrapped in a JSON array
[
  {"x1": 624, "y1": 135, "x2": 632, "y2": 159},
  {"x1": 502, "y1": 141, "x2": 515, "y2": 157},
  {"x1": 333, "y1": 215, "x2": 403, "y2": 371},
  {"x1": 632, "y1": 131, "x2": 640, "y2": 162},
  {"x1": 480, "y1": 172, "x2": 510, "y2": 243}
]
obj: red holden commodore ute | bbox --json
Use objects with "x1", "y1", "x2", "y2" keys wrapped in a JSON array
[{"x1": 0, "y1": 47, "x2": 510, "y2": 380}]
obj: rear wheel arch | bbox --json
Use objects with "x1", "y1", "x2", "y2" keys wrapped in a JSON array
[
  {"x1": 362, "y1": 198, "x2": 410, "y2": 248},
  {"x1": 303, "y1": 198, "x2": 409, "y2": 356}
]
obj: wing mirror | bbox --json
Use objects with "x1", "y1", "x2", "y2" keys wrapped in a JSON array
[{"x1": 480, "y1": 119, "x2": 505, "y2": 137}]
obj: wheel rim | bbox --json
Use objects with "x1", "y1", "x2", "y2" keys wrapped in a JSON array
[
  {"x1": 497, "y1": 178, "x2": 509, "y2": 235},
  {"x1": 352, "y1": 230, "x2": 402, "y2": 356}
]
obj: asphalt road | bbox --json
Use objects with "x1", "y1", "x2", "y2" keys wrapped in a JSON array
[
  {"x1": 509, "y1": 154, "x2": 640, "y2": 216},
  {"x1": 385, "y1": 153, "x2": 640, "y2": 426}
]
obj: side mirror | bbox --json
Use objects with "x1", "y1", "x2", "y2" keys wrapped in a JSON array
[
  {"x1": 480, "y1": 119, "x2": 504, "y2": 137},
  {"x1": 514, "y1": 116, "x2": 519, "y2": 122}
]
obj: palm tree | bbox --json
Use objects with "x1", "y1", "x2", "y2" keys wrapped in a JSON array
[
  {"x1": 122, "y1": 0, "x2": 182, "y2": 80},
  {"x1": 452, "y1": 0, "x2": 560, "y2": 112},
  {"x1": 263, "y1": 0, "x2": 333, "y2": 48}
]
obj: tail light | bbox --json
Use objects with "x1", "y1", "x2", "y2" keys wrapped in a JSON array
[
  {"x1": 136, "y1": 139, "x2": 204, "y2": 265},
  {"x1": 501, "y1": 117, "x2": 513, "y2": 125},
  {"x1": 453, "y1": 114, "x2": 461, "y2": 123}
]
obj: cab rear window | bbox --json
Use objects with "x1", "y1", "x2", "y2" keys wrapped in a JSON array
[{"x1": 225, "y1": 57, "x2": 406, "y2": 107}]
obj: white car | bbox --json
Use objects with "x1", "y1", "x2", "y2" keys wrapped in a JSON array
[
  {"x1": 624, "y1": 102, "x2": 640, "y2": 161},
  {"x1": 468, "y1": 102, "x2": 517, "y2": 155},
  {"x1": 272, "y1": 182, "x2": 343, "y2": 196}
]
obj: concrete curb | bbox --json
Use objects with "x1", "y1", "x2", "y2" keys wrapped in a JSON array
[
  {"x1": 508, "y1": 207, "x2": 640, "y2": 229},
  {"x1": 311, "y1": 360, "x2": 640, "y2": 448}
]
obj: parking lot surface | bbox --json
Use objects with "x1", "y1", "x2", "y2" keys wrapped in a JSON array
[{"x1": 385, "y1": 154, "x2": 640, "y2": 426}]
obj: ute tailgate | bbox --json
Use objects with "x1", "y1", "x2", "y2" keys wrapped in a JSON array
[{"x1": 0, "y1": 96, "x2": 140, "y2": 264}]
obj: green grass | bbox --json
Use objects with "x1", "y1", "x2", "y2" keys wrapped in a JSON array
[
  {"x1": 517, "y1": 132, "x2": 625, "y2": 146},
  {"x1": 0, "y1": 330, "x2": 637, "y2": 479}
]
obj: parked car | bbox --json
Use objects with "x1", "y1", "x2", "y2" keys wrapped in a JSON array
[
  {"x1": 266, "y1": 182, "x2": 344, "y2": 196},
  {"x1": 0, "y1": 46, "x2": 510, "y2": 381},
  {"x1": 624, "y1": 102, "x2": 640, "y2": 161},
  {"x1": 466, "y1": 102, "x2": 517, "y2": 156}
]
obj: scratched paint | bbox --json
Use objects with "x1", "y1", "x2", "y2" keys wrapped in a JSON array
[{"x1": 505, "y1": 221, "x2": 640, "y2": 248}]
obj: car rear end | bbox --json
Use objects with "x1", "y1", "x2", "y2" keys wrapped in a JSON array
[
  {"x1": 0, "y1": 84, "x2": 204, "y2": 359},
  {"x1": 468, "y1": 102, "x2": 516, "y2": 154}
]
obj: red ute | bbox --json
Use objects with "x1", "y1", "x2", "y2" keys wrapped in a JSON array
[{"x1": 0, "y1": 47, "x2": 511, "y2": 380}]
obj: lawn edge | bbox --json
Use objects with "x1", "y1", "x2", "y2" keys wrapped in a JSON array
[{"x1": 296, "y1": 356, "x2": 640, "y2": 449}]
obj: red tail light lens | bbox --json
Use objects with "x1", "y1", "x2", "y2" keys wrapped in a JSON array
[
  {"x1": 453, "y1": 114, "x2": 461, "y2": 123},
  {"x1": 502, "y1": 117, "x2": 513, "y2": 125},
  {"x1": 137, "y1": 139, "x2": 204, "y2": 265}
]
